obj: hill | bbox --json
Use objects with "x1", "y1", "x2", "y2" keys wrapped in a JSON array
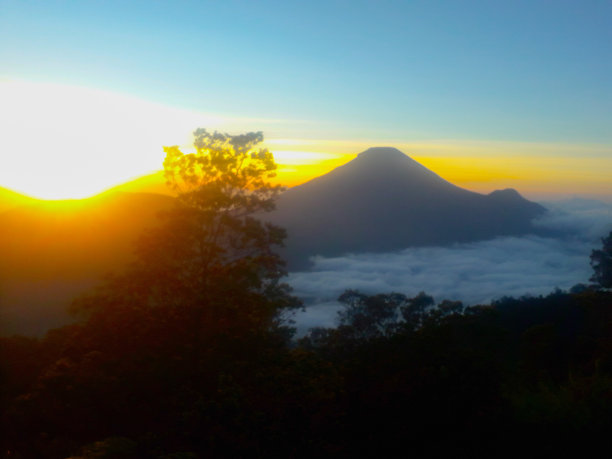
[
  {"x1": 0, "y1": 191, "x2": 174, "y2": 335},
  {"x1": 267, "y1": 147, "x2": 546, "y2": 269},
  {"x1": 0, "y1": 187, "x2": 37, "y2": 213},
  {"x1": 0, "y1": 149, "x2": 547, "y2": 335}
]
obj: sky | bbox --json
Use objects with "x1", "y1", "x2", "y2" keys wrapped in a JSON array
[{"x1": 1, "y1": 0, "x2": 611, "y2": 200}]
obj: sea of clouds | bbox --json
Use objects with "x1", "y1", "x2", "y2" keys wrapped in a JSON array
[{"x1": 285, "y1": 199, "x2": 612, "y2": 333}]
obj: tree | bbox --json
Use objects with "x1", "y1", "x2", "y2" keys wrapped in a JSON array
[
  {"x1": 590, "y1": 231, "x2": 612, "y2": 289},
  {"x1": 17, "y1": 129, "x2": 301, "y2": 456},
  {"x1": 75, "y1": 128, "x2": 298, "y2": 336},
  {"x1": 400, "y1": 291, "x2": 434, "y2": 329},
  {"x1": 336, "y1": 290, "x2": 405, "y2": 340}
]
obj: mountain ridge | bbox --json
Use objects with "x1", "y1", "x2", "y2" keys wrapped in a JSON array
[
  {"x1": 0, "y1": 186, "x2": 38, "y2": 213},
  {"x1": 266, "y1": 147, "x2": 546, "y2": 269},
  {"x1": 0, "y1": 191, "x2": 175, "y2": 335},
  {"x1": 0, "y1": 148, "x2": 546, "y2": 335}
]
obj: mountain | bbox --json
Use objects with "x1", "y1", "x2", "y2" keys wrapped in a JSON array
[
  {"x1": 266, "y1": 147, "x2": 546, "y2": 269},
  {"x1": 0, "y1": 186, "x2": 37, "y2": 213},
  {"x1": 0, "y1": 191, "x2": 174, "y2": 336},
  {"x1": 0, "y1": 150, "x2": 546, "y2": 335}
]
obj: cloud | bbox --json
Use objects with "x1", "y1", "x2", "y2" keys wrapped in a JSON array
[
  {"x1": 286, "y1": 200, "x2": 612, "y2": 333},
  {"x1": 534, "y1": 198, "x2": 612, "y2": 240}
]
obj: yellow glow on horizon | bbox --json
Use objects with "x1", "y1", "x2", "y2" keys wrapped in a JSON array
[
  {"x1": 266, "y1": 149, "x2": 354, "y2": 187},
  {"x1": 266, "y1": 139, "x2": 612, "y2": 200},
  {"x1": 415, "y1": 155, "x2": 612, "y2": 198},
  {"x1": 1, "y1": 80, "x2": 610, "y2": 201},
  {"x1": 104, "y1": 142, "x2": 612, "y2": 200}
]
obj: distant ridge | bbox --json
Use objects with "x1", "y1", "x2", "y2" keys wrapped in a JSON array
[
  {"x1": 266, "y1": 147, "x2": 546, "y2": 269},
  {"x1": 0, "y1": 191, "x2": 174, "y2": 335},
  {"x1": 0, "y1": 187, "x2": 37, "y2": 213},
  {"x1": 0, "y1": 150, "x2": 546, "y2": 335}
]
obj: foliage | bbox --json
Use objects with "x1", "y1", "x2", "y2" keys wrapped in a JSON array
[
  {"x1": 336, "y1": 290, "x2": 404, "y2": 340},
  {"x1": 4, "y1": 140, "x2": 612, "y2": 456},
  {"x1": 325, "y1": 290, "x2": 461, "y2": 343},
  {"x1": 75, "y1": 129, "x2": 297, "y2": 335},
  {"x1": 590, "y1": 230, "x2": 612, "y2": 288},
  {"x1": 399, "y1": 291, "x2": 435, "y2": 327},
  {"x1": 5, "y1": 286, "x2": 612, "y2": 456},
  {"x1": 0, "y1": 129, "x2": 306, "y2": 458},
  {"x1": 298, "y1": 288, "x2": 612, "y2": 455},
  {"x1": 160, "y1": 129, "x2": 284, "y2": 276}
]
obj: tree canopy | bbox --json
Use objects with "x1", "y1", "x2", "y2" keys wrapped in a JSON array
[
  {"x1": 590, "y1": 230, "x2": 612, "y2": 289},
  {"x1": 6, "y1": 130, "x2": 612, "y2": 457},
  {"x1": 12, "y1": 129, "x2": 303, "y2": 456},
  {"x1": 74, "y1": 128, "x2": 297, "y2": 337},
  {"x1": 4, "y1": 211, "x2": 612, "y2": 456}
]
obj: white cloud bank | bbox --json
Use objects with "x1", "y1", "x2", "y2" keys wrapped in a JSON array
[{"x1": 286, "y1": 199, "x2": 612, "y2": 332}]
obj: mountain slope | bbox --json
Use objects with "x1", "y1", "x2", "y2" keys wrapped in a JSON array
[
  {"x1": 0, "y1": 191, "x2": 174, "y2": 335},
  {"x1": 267, "y1": 147, "x2": 546, "y2": 268},
  {"x1": 0, "y1": 187, "x2": 37, "y2": 213}
]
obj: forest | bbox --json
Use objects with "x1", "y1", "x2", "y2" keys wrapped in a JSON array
[{"x1": 2, "y1": 131, "x2": 612, "y2": 458}]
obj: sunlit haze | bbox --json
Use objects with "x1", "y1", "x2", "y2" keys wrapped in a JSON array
[
  {"x1": 2, "y1": 4, "x2": 612, "y2": 451},
  {"x1": 0, "y1": 81, "x2": 221, "y2": 199},
  {"x1": 1, "y1": 1, "x2": 610, "y2": 200}
]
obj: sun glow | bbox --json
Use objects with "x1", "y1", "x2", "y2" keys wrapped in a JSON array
[
  {"x1": 2, "y1": 81, "x2": 611, "y2": 202},
  {"x1": 266, "y1": 139, "x2": 612, "y2": 200},
  {"x1": 0, "y1": 81, "x2": 224, "y2": 200},
  {"x1": 267, "y1": 150, "x2": 354, "y2": 187}
]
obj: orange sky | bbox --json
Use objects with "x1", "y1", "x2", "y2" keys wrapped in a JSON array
[
  {"x1": 1, "y1": 81, "x2": 611, "y2": 203},
  {"x1": 267, "y1": 140, "x2": 612, "y2": 202}
]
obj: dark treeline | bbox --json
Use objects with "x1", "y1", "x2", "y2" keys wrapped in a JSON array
[
  {"x1": 2, "y1": 131, "x2": 612, "y2": 458},
  {"x1": 3, "y1": 286, "x2": 612, "y2": 457}
]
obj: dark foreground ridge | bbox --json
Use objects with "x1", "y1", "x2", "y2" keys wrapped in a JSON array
[{"x1": 267, "y1": 147, "x2": 546, "y2": 269}]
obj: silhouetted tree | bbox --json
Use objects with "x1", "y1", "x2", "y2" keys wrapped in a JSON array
[
  {"x1": 590, "y1": 230, "x2": 612, "y2": 288},
  {"x1": 1, "y1": 130, "x2": 304, "y2": 458},
  {"x1": 400, "y1": 291, "x2": 434, "y2": 330},
  {"x1": 336, "y1": 290, "x2": 405, "y2": 340},
  {"x1": 75, "y1": 129, "x2": 297, "y2": 336},
  {"x1": 7, "y1": 138, "x2": 612, "y2": 457}
]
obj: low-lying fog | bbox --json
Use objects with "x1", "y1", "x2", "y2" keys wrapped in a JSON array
[{"x1": 286, "y1": 199, "x2": 612, "y2": 333}]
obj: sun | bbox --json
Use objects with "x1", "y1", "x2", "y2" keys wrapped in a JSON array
[{"x1": 0, "y1": 81, "x2": 222, "y2": 200}]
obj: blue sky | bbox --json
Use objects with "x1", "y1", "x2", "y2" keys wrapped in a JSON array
[
  {"x1": 2, "y1": 0, "x2": 610, "y2": 141},
  {"x1": 1, "y1": 0, "x2": 611, "y2": 199}
]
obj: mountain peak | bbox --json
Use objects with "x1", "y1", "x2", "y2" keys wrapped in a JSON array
[
  {"x1": 268, "y1": 147, "x2": 546, "y2": 269},
  {"x1": 488, "y1": 188, "x2": 522, "y2": 199},
  {"x1": 357, "y1": 147, "x2": 407, "y2": 160}
]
